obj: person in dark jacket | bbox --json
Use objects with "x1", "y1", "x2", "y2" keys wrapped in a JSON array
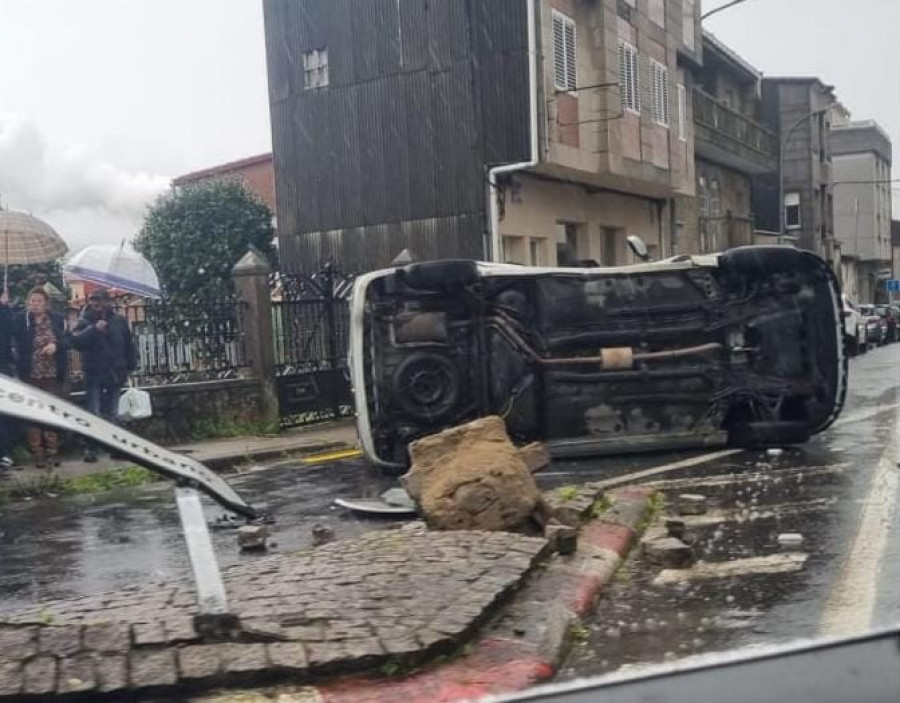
[
  {"x1": 11, "y1": 287, "x2": 69, "y2": 468},
  {"x1": 0, "y1": 288, "x2": 14, "y2": 468},
  {"x1": 70, "y1": 288, "x2": 136, "y2": 462}
]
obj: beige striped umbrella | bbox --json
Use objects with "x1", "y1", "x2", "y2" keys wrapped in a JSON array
[{"x1": 1, "y1": 210, "x2": 69, "y2": 291}]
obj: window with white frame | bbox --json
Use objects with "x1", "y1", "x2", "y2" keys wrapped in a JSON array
[
  {"x1": 302, "y1": 49, "x2": 329, "y2": 90},
  {"x1": 618, "y1": 42, "x2": 640, "y2": 114},
  {"x1": 784, "y1": 192, "x2": 802, "y2": 229},
  {"x1": 650, "y1": 59, "x2": 669, "y2": 126},
  {"x1": 552, "y1": 11, "x2": 577, "y2": 92},
  {"x1": 677, "y1": 84, "x2": 687, "y2": 140}
]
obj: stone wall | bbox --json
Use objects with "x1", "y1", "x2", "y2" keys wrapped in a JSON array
[{"x1": 124, "y1": 379, "x2": 266, "y2": 444}]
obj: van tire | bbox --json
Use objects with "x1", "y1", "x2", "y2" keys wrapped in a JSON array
[{"x1": 400, "y1": 260, "x2": 479, "y2": 291}]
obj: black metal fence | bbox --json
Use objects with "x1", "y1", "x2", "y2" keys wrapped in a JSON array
[
  {"x1": 66, "y1": 298, "x2": 249, "y2": 389},
  {"x1": 270, "y1": 268, "x2": 355, "y2": 428}
]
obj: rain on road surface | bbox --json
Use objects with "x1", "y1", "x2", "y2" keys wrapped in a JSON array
[
  {"x1": 0, "y1": 344, "x2": 897, "y2": 681},
  {"x1": 560, "y1": 341, "x2": 900, "y2": 680}
]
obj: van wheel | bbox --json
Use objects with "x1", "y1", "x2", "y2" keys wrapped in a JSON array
[
  {"x1": 845, "y1": 336, "x2": 859, "y2": 357},
  {"x1": 400, "y1": 260, "x2": 479, "y2": 290}
]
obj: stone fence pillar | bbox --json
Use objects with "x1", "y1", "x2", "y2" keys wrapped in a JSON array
[{"x1": 232, "y1": 248, "x2": 279, "y2": 427}]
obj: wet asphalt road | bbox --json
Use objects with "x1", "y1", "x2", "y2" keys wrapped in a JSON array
[
  {"x1": 560, "y1": 341, "x2": 900, "y2": 679},
  {"x1": 0, "y1": 344, "x2": 898, "y2": 679}
]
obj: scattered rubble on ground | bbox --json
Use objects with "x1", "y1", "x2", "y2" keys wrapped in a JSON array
[
  {"x1": 544, "y1": 522, "x2": 578, "y2": 555},
  {"x1": 777, "y1": 532, "x2": 805, "y2": 549},
  {"x1": 237, "y1": 525, "x2": 269, "y2": 552},
  {"x1": 676, "y1": 493, "x2": 708, "y2": 516},
  {"x1": 641, "y1": 530, "x2": 696, "y2": 568},
  {"x1": 517, "y1": 441, "x2": 552, "y2": 474},
  {"x1": 381, "y1": 487, "x2": 416, "y2": 509},
  {"x1": 311, "y1": 523, "x2": 335, "y2": 546}
]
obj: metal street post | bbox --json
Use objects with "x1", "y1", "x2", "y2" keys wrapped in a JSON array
[{"x1": 702, "y1": 0, "x2": 755, "y2": 21}]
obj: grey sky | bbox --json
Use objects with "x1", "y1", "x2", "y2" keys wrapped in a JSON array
[{"x1": 0, "y1": 0, "x2": 896, "y2": 252}]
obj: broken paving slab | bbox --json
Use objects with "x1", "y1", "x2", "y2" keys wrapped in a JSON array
[
  {"x1": 0, "y1": 530, "x2": 548, "y2": 699},
  {"x1": 653, "y1": 553, "x2": 809, "y2": 586}
]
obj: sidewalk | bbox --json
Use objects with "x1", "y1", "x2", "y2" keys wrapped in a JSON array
[
  {"x1": 1, "y1": 419, "x2": 360, "y2": 486},
  {"x1": 0, "y1": 486, "x2": 658, "y2": 701}
]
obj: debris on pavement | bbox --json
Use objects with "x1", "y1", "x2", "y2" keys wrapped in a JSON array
[
  {"x1": 381, "y1": 487, "x2": 416, "y2": 509},
  {"x1": 540, "y1": 490, "x2": 597, "y2": 528},
  {"x1": 777, "y1": 532, "x2": 805, "y2": 549},
  {"x1": 237, "y1": 525, "x2": 269, "y2": 552},
  {"x1": 641, "y1": 534, "x2": 695, "y2": 568},
  {"x1": 517, "y1": 441, "x2": 552, "y2": 474},
  {"x1": 665, "y1": 519, "x2": 687, "y2": 540},
  {"x1": 545, "y1": 521, "x2": 578, "y2": 555},
  {"x1": 333, "y1": 496, "x2": 418, "y2": 516},
  {"x1": 403, "y1": 416, "x2": 541, "y2": 531},
  {"x1": 767, "y1": 448, "x2": 785, "y2": 458},
  {"x1": 676, "y1": 493, "x2": 709, "y2": 516},
  {"x1": 653, "y1": 553, "x2": 809, "y2": 586},
  {"x1": 311, "y1": 523, "x2": 336, "y2": 546}
]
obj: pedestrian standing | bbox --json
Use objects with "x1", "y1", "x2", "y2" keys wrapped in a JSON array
[
  {"x1": 70, "y1": 288, "x2": 136, "y2": 462},
  {"x1": 0, "y1": 288, "x2": 15, "y2": 469},
  {"x1": 12, "y1": 287, "x2": 69, "y2": 469}
]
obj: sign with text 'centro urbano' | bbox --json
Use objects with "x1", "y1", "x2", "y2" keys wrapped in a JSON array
[
  {"x1": 0, "y1": 374, "x2": 257, "y2": 518},
  {"x1": 886, "y1": 279, "x2": 900, "y2": 293}
]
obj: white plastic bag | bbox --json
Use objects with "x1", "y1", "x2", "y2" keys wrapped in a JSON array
[{"x1": 118, "y1": 386, "x2": 153, "y2": 421}]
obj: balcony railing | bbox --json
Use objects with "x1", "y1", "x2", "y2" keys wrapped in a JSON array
[{"x1": 693, "y1": 88, "x2": 778, "y2": 158}]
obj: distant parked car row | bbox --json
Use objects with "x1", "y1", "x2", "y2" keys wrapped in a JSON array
[{"x1": 842, "y1": 296, "x2": 900, "y2": 355}]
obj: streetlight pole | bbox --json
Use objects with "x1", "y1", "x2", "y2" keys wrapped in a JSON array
[
  {"x1": 779, "y1": 108, "x2": 828, "y2": 244},
  {"x1": 702, "y1": 0, "x2": 755, "y2": 21}
]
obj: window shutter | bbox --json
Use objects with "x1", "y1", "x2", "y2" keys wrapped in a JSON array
[
  {"x1": 619, "y1": 43, "x2": 641, "y2": 113},
  {"x1": 564, "y1": 21, "x2": 577, "y2": 91},
  {"x1": 649, "y1": 60, "x2": 668, "y2": 125},
  {"x1": 663, "y1": 67, "x2": 669, "y2": 125},
  {"x1": 553, "y1": 15, "x2": 566, "y2": 90},
  {"x1": 632, "y1": 50, "x2": 640, "y2": 112}
]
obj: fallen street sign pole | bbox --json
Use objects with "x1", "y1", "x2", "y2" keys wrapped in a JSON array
[
  {"x1": 176, "y1": 485, "x2": 241, "y2": 636},
  {"x1": 0, "y1": 374, "x2": 258, "y2": 517},
  {"x1": 0, "y1": 373, "x2": 259, "y2": 635}
]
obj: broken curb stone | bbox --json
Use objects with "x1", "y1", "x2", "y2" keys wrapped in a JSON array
[
  {"x1": 641, "y1": 536, "x2": 695, "y2": 568},
  {"x1": 404, "y1": 416, "x2": 541, "y2": 531},
  {"x1": 545, "y1": 523, "x2": 578, "y2": 555}
]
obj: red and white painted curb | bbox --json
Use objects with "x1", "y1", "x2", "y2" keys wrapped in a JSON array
[{"x1": 302, "y1": 486, "x2": 657, "y2": 703}]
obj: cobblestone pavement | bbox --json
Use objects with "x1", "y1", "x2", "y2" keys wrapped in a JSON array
[{"x1": 0, "y1": 529, "x2": 548, "y2": 699}]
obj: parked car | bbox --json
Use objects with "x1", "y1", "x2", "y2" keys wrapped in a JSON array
[
  {"x1": 875, "y1": 304, "x2": 899, "y2": 343},
  {"x1": 859, "y1": 305, "x2": 887, "y2": 346},
  {"x1": 841, "y1": 295, "x2": 868, "y2": 355},
  {"x1": 351, "y1": 246, "x2": 848, "y2": 472}
]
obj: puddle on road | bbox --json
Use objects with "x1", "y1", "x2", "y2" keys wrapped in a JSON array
[{"x1": 0, "y1": 458, "x2": 403, "y2": 613}]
